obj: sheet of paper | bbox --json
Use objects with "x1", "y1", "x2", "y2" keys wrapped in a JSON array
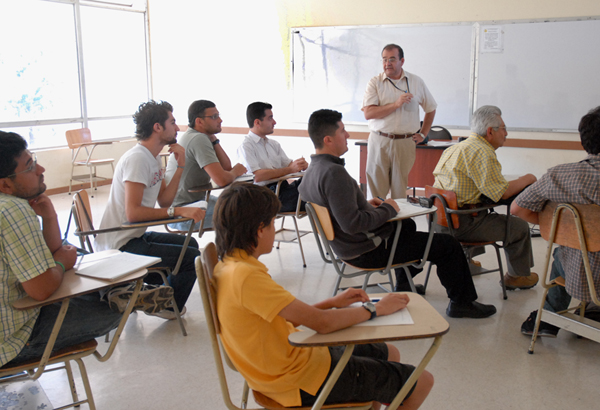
[
  {"x1": 427, "y1": 140, "x2": 458, "y2": 147},
  {"x1": 75, "y1": 252, "x2": 161, "y2": 282}
]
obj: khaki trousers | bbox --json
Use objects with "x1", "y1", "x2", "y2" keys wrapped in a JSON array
[{"x1": 366, "y1": 131, "x2": 416, "y2": 200}]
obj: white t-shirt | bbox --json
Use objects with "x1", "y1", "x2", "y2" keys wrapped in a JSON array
[{"x1": 95, "y1": 144, "x2": 163, "y2": 251}]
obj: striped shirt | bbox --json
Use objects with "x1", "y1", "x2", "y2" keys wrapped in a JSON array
[
  {"x1": 515, "y1": 154, "x2": 600, "y2": 301},
  {"x1": 1, "y1": 193, "x2": 55, "y2": 366},
  {"x1": 433, "y1": 133, "x2": 509, "y2": 207}
]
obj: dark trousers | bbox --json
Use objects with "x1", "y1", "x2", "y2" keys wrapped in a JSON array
[
  {"x1": 346, "y1": 218, "x2": 478, "y2": 304},
  {"x1": 268, "y1": 179, "x2": 306, "y2": 213},
  {"x1": 120, "y1": 231, "x2": 200, "y2": 311}
]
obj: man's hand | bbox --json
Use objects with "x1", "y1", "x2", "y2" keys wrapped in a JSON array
[
  {"x1": 376, "y1": 293, "x2": 410, "y2": 316},
  {"x1": 176, "y1": 207, "x2": 206, "y2": 224},
  {"x1": 169, "y1": 143, "x2": 186, "y2": 167},
  {"x1": 330, "y1": 288, "x2": 369, "y2": 308},
  {"x1": 412, "y1": 133, "x2": 424, "y2": 144},
  {"x1": 28, "y1": 194, "x2": 57, "y2": 219},
  {"x1": 290, "y1": 158, "x2": 309, "y2": 173},
  {"x1": 232, "y1": 163, "x2": 247, "y2": 177},
  {"x1": 53, "y1": 244, "x2": 78, "y2": 271},
  {"x1": 383, "y1": 198, "x2": 400, "y2": 212},
  {"x1": 368, "y1": 197, "x2": 383, "y2": 207},
  {"x1": 394, "y1": 92, "x2": 413, "y2": 108}
]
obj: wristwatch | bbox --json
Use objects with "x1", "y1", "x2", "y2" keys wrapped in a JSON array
[
  {"x1": 167, "y1": 205, "x2": 175, "y2": 218},
  {"x1": 417, "y1": 132, "x2": 425, "y2": 140},
  {"x1": 362, "y1": 302, "x2": 377, "y2": 320}
]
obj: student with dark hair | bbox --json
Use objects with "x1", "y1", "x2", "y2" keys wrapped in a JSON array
[
  {"x1": 213, "y1": 182, "x2": 433, "y2": 409},
  {"x1": 0, "y1": 131, "x2": 121, "y2": 366},
  {"x1": 237, "y1": 102, "x2": 308, "y2": 212},
  {"x1": 165, "y1": 99, "x2": 246, "y2": 231},
  {"x1": 95, "y1": 101, "x2": 204, "y2": 320},
  {"x1": 512, "y1": 106, "x2": 600, "y2": 337},
  {"x1": 300, "y1": 109, "x2": 496, "y2": 319}
]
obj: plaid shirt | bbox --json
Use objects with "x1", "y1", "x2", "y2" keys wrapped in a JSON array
[
  {"x1": 433, "y1": 134, "x2": 509, "y2": 207},
  {"x1": 515, "y1": 154, "x2": 600, "y2": 301},
  {"x1": 1, "y1": 194, "x2": 55, "y2": 366}
]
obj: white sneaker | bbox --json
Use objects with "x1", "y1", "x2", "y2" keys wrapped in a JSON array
[{"x1": 146, "y1": 306, "x2": 187, "y2": 320}]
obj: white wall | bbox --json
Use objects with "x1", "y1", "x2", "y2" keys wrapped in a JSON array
[{"x1": 38, "y1": 0, "x2": 600, "y2": 189}]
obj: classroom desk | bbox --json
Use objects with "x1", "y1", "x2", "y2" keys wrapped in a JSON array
[
  {"x1": 386, "y1": 199, "x2": 437, "y2": 292},
  {"x1": 75, "y1": 217, "x2": 194, "y2": 335},
  {"x1": 354, "y1": 140, "x2": 451, "y2": 196},
  {"x1": 289, "y1": 292, "x2": 449, "y2": 410},
  {"x1": 12, "y1": 251, "x2": 147, "y2": 378},
  {"x1": 187, "y1": 174, "x2": 255, "y2": 237}
]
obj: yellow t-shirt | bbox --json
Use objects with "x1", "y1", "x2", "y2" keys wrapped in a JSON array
[{"x1": 214, "y1": 249, "x2": 330, "y2": 407}]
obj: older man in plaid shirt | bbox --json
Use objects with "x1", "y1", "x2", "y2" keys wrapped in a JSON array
[
  {"x1": 433, "y1": 105, "x2": 538, "y2": 291},
  {"x1": 512, "y1": 106, "x2": 600, "y2": 337}
]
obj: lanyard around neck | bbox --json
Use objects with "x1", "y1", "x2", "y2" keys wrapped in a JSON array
[{"x1": 386, "y1": 76, "x2": 410, "y2": 94}]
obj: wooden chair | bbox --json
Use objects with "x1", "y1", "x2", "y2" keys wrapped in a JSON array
[
  {"x1": 0, "y1": 340, "x2": 99, "y2": 409},
  {"x1": 306, "y1": 202, "x2": 427, "y2": 297},
  {"x1": 196, "y1": 242, "x2": 373, "y2": 410},
  {"x1": 528, "y1": 202, "x2": 600, "y2": 353},
  {"x1": 70, "y1": 190, "x2": 189, "y2": 336},
  {"x1": 0, "y1": 271, "x2": 145, "y2": 410},
  {"x1": 273, "y1": 176, "x2": 310, "y2": 268},
  {"x1": 425, "y1": 186, "x2": 507, "y2": 299},
  {"x1": 66, "y1": 128, "x2": 114, "y2": 197}
]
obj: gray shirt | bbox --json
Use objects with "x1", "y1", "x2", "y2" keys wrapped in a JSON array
[
  {"x1": 165, "y1": 128, "x2": 219, "y2": 206},
  {"x1": 299, "y1": 154, "x2": 396, "y2": 259}
]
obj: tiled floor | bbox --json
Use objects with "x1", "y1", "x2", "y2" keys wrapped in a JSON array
[{"x1": 32, "y1": 186, "x2": 600, "y2": 409}]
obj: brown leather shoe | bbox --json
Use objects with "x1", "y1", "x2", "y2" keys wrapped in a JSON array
[
  {"x1": 470, "y1": 259, "x2": 482, "y2": 268},
  {"x1": 503, "y1": 272, "x2": 539, "y2": 290}
]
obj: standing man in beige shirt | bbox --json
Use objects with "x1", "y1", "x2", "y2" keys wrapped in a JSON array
[{"x1": 362, "y1": 44, "x2": 437, "y2": 200}]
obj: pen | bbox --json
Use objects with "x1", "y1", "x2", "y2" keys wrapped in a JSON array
[
  {"x1": 377, "y1": 196, "x2": 385, "y2": 201},
  {"x1": 370, "y1": 298, "x2": 380, "y2": 303}
]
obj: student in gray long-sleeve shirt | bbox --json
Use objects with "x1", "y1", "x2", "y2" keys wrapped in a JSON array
[{"x1": 299, "y1": 109, "x2": 496, "y2": 319}]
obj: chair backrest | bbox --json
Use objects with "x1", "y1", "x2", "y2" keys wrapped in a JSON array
[
  {"x1": 539, "y1": 202, "x2": 600, "y2": 253},
  {"x1": 427, "y1": 125, "x2": 452, "y2": 140},
  {"x1": 425, "y1": 185, "x2": 460, "y2": 229},
  {"x1": 72, "y1": 190, "x2": 95, "y2": 252},
  {"x1": 65, "y1": 128, "x2": 92, "y2": 149},
  {"x1": 197, "y1": 243, "x2": 254, "y2": 410},
  {"x1": 307, "y1": 203, "x2": 335, "y2": 241}
]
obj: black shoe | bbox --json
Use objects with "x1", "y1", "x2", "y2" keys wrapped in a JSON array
[
  {"x1": 394, "y1": 282, "x2": 426, "y2": 295},
  {"x1": 521, "y1": 310, "x2": 559, "y2": 338},
  {"x1": 446, "y1": 301, "x2": 497, "y2": 318}
]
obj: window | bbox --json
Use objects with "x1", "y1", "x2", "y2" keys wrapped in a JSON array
[{"x1": 0, "y1": 0, "x2": 149, "y2": 149}]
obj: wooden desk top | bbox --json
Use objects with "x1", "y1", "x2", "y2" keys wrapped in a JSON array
[
  {"x1": 13, "y1": 251, "x2": 147, "y2": 310},
  {"x1": 389, "y1": 199, "x2": 436, "y2": 221},
  {"x1": 187, "y1": 174, "x2": 255, "y2": 193},
  {"x1": 260, "y1": 172, "x2": 304, "y2": 186},
  {"x1": 289, "y1": 293, "x2": 449, "y2": 347}
]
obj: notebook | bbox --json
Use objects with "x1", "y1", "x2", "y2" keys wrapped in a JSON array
[{"x1": 75, "y1": 252, "x2": 161, "y2": 282}]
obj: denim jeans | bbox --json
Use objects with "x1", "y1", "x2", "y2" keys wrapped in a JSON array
[
  {"x1": 6, "y1": 292, "x2": 122, "y2": 365},
  {"x1": 120, "y1": 231, "x2": 200, "y2": 311},
  {"x1": 168, "y1": 194, "x2": 217, "y2": 231},
  {"x1": 545, "y1": 247, "x2": 571, "y2": 312}
]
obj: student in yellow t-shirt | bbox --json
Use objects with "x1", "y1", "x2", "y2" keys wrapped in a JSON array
[{"x1": 212, "y1": 183, "x2": 433, "y2": 410}]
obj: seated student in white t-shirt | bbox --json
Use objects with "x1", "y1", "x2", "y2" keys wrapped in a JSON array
[
  {"x1": 212, "y1": 182, "x2": 433, "y2": 409},
  {"x1": 95, "y1": 100, "x2": 205, "y2": 320}
]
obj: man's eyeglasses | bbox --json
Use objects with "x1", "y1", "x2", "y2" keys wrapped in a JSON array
[
  {"x1": 382, "y1": 57, "x2": 398, "y2": 64},
  {"x1": 201, "y1": 114, "x2": 221, "y2": 120},
  {"x1": 492, "y1": 126, "x2": 507, "y2": 131},
  {"x1": 4, "y1": 152, "x2": 37, "y2": 178}
]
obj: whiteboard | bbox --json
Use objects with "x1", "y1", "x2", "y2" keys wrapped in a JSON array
[
  {"x1": 292, "y1": 24, "x2": 474, "y2": 127},
  {"x1": 476, "y1": 19, "x2": 600, "y2": 131}
]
